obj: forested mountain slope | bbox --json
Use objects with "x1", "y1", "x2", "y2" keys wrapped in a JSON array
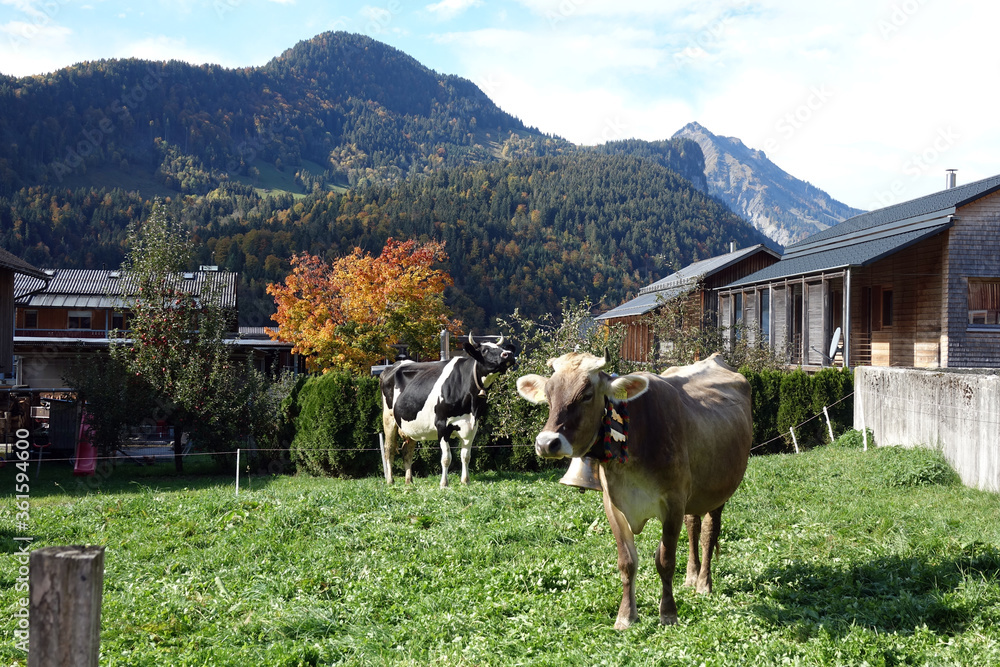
[
  {"x1": 1, "y1": 32, "x2": 772, "y2": 332},
  {"x1": 2, "y1": 152, "x2": 770, "y2": 328},
  {"x1": 0, "y1": 32, "x2": 563, "y2": 197}
]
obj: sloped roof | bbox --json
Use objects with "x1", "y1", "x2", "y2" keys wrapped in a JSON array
[
  {"x1": 597, "y1": 244, "x2": 775, "y2": 321},
  {"x1": 727, "y1": 172, "x2": 1000, "y2": 288},
  {"x1": 14, "y1": 269, "x2": 238, "y2": 309},
  {"x1": 0, "y1": 248, "x2": 49, "y2": 281}
]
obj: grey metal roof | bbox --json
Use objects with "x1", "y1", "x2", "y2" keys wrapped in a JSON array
[
  {"x1": 13, "y1": 269, "x2": 238, "y2": 309},
  {"x1": 788, "y1": 172, "x2": 1000, "y2": 250},
  {"x1": 637, "y1": 244, "x2": 776, "y2": 295},
  {"x1": 725, "y1": 172, "x2": 1000, "y2": 289},
  {"x1": 597, "y1": 245, "x2": 775, "y2": 320},
  {"x1": 726, "y1": 222, "x2": 952, "y2": 287},
  {"x1": 596, "y1": 284, "x2": 689, "y2": 321}
]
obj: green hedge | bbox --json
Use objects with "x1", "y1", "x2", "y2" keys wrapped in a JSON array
[
  {"x1": 290, "y1": 372, "x2": 382, "y2": 477},
  {"x1": 741, "y1": 365, "x2": 854, "y2": 453},
  {"x1": 286, "y1": 366, "x2": 856, "y2": 478}
]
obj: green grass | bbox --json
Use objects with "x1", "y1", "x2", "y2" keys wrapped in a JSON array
[
  {"x1": 233, "y1": 158, "x2": 346, "y2": 199},
  {"x1": 2, "y1": 443, "x2": 1000, "y2": 666}
]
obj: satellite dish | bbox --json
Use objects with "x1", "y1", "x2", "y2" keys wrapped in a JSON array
[{"x1": 828, "y1": 327, "x2": 842, "y2": 360}]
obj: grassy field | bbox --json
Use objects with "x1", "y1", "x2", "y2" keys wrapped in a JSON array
[{"x1": 2, "y1": 441, "x2": 1000, "y2": 666}]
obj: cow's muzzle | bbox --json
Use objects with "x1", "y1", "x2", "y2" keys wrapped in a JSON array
[{"x1": 535, "y1": 431, "x2": 572, "y2": 458}]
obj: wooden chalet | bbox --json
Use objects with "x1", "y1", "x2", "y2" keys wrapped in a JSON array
[
  {"x1": 718, "y1": 171, "x2": 1000, "y2": 369},
  {"x1": 596, "y1": 244, "x2": 779, "y2": 362},
  {"x1": 0, "y1": 248, "x2": 49, "y2": 380},
  {"x1": 11, "y1": 268, "x2": 301, "y2": 390}
]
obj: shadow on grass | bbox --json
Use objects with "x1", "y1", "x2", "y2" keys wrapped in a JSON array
[{"x1": 740, "y1": 543, "x2": 1000, "y2": 638}]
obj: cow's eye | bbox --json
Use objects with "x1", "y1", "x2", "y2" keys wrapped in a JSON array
[{"x1": 580, "y1": 387, "x2": 594, "y2": 402}]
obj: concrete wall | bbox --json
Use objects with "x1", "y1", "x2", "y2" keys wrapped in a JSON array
[{"x1": 854, "y1": 365, "x2": 1000, "y2": 492}]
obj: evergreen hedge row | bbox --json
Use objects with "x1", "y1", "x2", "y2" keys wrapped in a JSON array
[{"x1": 286, "y1": 366, "x2": 855, "y2": 478}]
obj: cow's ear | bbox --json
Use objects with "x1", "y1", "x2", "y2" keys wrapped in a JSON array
[
  {"x1": 464, "y1": 341, "x2": 485, "y2": 363},
  {"x1": 516, "y1": 374, "x2": 549, "y2": 404},
  {"x1": 609, "y1": 374, "x2": 649, "y2": 401}
]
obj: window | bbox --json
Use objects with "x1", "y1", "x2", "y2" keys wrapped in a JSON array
[
  {"x1": 68, "y1": 310, "x2": 92, "y2": 330},
  {"x1": 867, "y1": 286, "x2": 893, "y2": 331},
  {"x1": 968, "y1": 279, "x2": 1000, "y2": 325},
  {"x1": 733, "y1": 292, "x2": 744, "y2": 342},
  {"x1": 112, "y1": 312, "x2": 127, "y2": 330},
  {"x1": 881, "y1": 290, "x2": 893, "y2": 327},
  {"x1": 23, "y1": 310, "x2": 38, "y2": 328},
  {"x1": 760, "y1": 289, "x2": 770, "y2": 344}
]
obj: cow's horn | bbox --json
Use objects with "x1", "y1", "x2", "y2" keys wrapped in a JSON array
[
  {"x1": 468, "y1": 331, "x2": 475, "y2": 345},
  {"x1": 497, "y1": 334, "x2": 505, "y2": 346}
]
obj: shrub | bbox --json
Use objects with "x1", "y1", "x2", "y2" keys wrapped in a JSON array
[
  {"x1": 741, "y1": 366, "x2": 784, "y2": 452},
  {"x1": 777, "y1": 368, "x2": 818, "y2": 448},
  {"x1": 290, "y1": 372, "x2": 381, "y2": 477},
  {"x1": 811, "y1": 367, "x2": 854, "y2": 442},
  {"x1": 869, "y1": 446, "x2": 961, "y2": 489},
  {"x1": 831, "y1": 428, "x2": 875, "y2": 450}
]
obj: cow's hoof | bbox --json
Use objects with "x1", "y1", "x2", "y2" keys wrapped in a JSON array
[
  {"x1": 683, "y1": 575, "x2": 698, "y2": 588},
  {"x1": 659, "y1": 613, "x2": 678, "y2": 626},
  {"x1": 614, "y1": 617, "x2": 632, "y2": 631}
]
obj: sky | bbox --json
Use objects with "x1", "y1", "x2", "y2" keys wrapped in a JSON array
[{"x1": 1, "y1": 0, "x2": 997, "y2": 212}]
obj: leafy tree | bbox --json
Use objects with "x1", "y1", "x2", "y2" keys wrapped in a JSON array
[
  {"x1": 109, "y1": 200, "x2": 238, "y2": 471},
  {"x1": 484, "y1": 300, "x2": 630, "y2": 469},
  {"x1": 62, "y1": 353, "x2": 158, "y2": 457},
  {"x1": 266, "y1": 238, "x2": 462, "y2": 373}
]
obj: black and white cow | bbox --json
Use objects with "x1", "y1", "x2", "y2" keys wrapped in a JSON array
[{"x1": 380, "y1": 333, "x2": 518, "y2": 487}]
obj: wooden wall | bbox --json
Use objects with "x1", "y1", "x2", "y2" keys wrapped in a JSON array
[
  {"x1": 943, "y1": 192, "x2": 1000, "y2": 367},
  {"x1": 0, "y1": 270, "x2": 12, "y2": 376},
  {"x1": 848, "y1": 232, "x2": 946, "y2": 368}
]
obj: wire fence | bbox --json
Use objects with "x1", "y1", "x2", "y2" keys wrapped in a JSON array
[{"x1": 5, "y1": 390, "x2": 860, "y2": 467}]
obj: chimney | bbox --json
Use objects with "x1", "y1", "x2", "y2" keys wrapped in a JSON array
[
  {"x1": 730, "y1": 241, "x2": 736, "y2": 253},
  {"x1": 945, "y1": 169, "x2": 957, "y2": 189}
]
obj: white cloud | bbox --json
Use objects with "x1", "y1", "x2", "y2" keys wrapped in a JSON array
[
  {"x1": 116, "y1": 36, "x2": 234, "y2": 68},
  {"x1": 0, "y1": 20, "x2": 74, "y2": 76},
  {"x1": 425, "y1": 0, "x2": 482, "y2": 20}
]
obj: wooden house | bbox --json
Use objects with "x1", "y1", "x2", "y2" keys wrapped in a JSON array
[
  {"x1": 718, "y1": 171, "x2": 1000, "y2": 369},
  {"x1": 12, "y1": 268, "x2": 301, "y2": 390},
  {"x1": 0, "y1": 248, "x2": 49, "y2": 380},
  {"x1": 596, "y1": 244, "x2": 780, "y2": 362}
]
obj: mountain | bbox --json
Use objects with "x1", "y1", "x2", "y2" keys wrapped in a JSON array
[
  {"x1": 672, "y1": 121, "x2": 864, "y2": 246},
  {"x1": 0, "y1": 32, "x2": 569, "y2": 197},
  {"x1": 0, "y1": 32, "x2": 772, "y2": 330}
]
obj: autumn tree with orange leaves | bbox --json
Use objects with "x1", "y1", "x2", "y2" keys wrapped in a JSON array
[{"x1": 266, "y1": 238, "x2": 462, "y2": 373}]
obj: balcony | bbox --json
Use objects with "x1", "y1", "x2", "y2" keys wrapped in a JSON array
[{"x1": 15, "y1": 328, "x2": 110, "y2": 339}]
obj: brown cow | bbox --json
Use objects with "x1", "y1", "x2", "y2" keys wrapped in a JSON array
[{"x1": 516, "y1": 352, "x2": 751, "y2": 629}]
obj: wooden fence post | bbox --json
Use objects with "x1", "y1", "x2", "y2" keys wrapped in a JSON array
[
  {"x1": 823, "y1": 406, "x2": 835, "y2": 443},
  {"x1": 29, "y1": 545, "x2": 105, "y2": 667}
]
